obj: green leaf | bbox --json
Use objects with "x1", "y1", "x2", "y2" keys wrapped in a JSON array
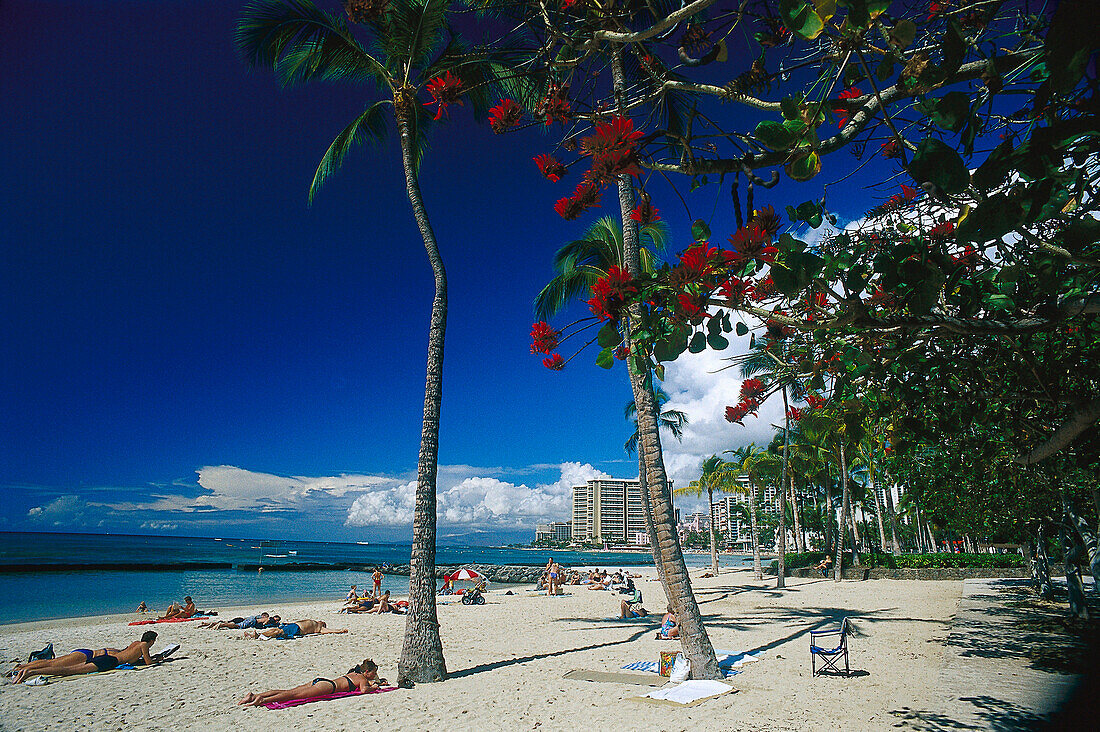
[
  {"x1": 889, "y1": 19, "x2": 916, "y2": 49},
  {"x1": 597, "y1": 322, "x2": 622, "y2": 348},
  {"x1": 972, "y1": 138, "x2": 1015, "y2": 191},
  {"x1": 654, "y1": 364, "x2": 666, "y2": 381},
  {"x1": 691, "y1": 219, "x2": 711, "y2": 242},
  {"x1": 926, "y1": 92, "x2": 970, "y2": 133},
  {"x1": 785, "y1": 150, "x2": 822, "y2": 182},
  {"x1": 735, "y1": 321, "x2": 749, "y2": 336},
  {"x1": 1045, "y1": 0, "x2": 1100, "y2": 94},
  {"x1": 707, "y1": 331, "x2": 730, "y2": 350},
  {"x1": 779, "y1": 0, "x2": 825, "y2": 40},
  {"x1": 942, "y1": 22, "x2": 966, "y2": 76},
  {"x1": 908, "y1": 138, "x2": 969, "y2": 195},
  {"x1": 596, "y1": 347, "x2": 615, "y2": 369},
  {"x1": 654, "y1": 333, "x2": 686, "y2": 362},
  {"x1": 982, "y1": 293, "x2": 1015, "y2": 312},
  {"x1": 755, "y1": 120, "x2": 796, "y2": 150},
  {"x1": 780, "y1": 96, "x2": 802, "y2": 120},
  {"x1": 688, "y1": 332, "x2": 707, "y2": 353}
]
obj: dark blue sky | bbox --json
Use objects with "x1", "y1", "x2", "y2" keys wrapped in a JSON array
[{"x1": 0, "y1": 1, "x2": 878, "y2": 542}]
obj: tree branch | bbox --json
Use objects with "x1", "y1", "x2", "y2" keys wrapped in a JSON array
[
  {"x1": 590, "y1": 0, "x2": 724, "y2": 45},
  {"x1": 1014, "y1": 397, "x2": 1100, "y2": 465}
]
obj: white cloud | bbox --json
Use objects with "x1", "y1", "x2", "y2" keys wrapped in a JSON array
[
  {"x1": 27, "y1": 495, "x2": 89, "y2": 527},
  {"x1": 344, "y1": 461, "x2": 610, "y2": 529}
]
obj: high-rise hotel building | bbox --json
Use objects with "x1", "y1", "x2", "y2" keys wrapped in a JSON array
[{"x1": 571, "y1": 477, "x2": 673, "y2": 544}]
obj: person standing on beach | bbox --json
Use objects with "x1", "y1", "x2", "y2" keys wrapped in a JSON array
[
  {"x1": 372, "y1": 569, "x2": 383, "y2": 599},
  {"x1": 546, "y1": 558, "x2": 560, "y2": 596}
]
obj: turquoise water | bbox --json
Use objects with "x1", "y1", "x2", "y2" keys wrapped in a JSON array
[{"x1": 0, "y1": 532, "x2": 748, "y2": 623}]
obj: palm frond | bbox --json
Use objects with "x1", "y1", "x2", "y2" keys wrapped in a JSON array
[
  {"x1": 382, "y1": 0, "x2": 449, "y2": 73},
  {"x1": 236, "y1": 0, "x2": 388, "y2": 87},
  {"x1": 404, "y1": 100, "x2": 434, "y2": 175},
  {"x1": 309, "y1": 100, "x2": 391, "y2": 203},
  {"x1": 533, "y1": 271, "x2": 595, "y2": 320}
]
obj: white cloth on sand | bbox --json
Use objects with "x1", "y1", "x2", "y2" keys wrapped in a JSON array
[{"x1": 644, "y1": 680, "x2": 734, "y2": 704}]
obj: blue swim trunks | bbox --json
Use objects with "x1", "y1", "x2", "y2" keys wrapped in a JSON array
[{"x1": 279, "y1": 623, "x2": 301, "y2": 639}]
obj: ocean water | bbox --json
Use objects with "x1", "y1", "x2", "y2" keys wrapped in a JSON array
[{"x1": 0, "y1": 532, "x2": 749, "y2": 624}]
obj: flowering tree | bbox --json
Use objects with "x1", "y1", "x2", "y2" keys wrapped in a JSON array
[{"x1": 478, "y1": 0, "x2": 1098, "y2": 630}]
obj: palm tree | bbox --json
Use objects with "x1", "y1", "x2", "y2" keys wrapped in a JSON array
[
  {"x1": 674, "y1": 456, "x2": 738, "y2": 576},
  {"x1": 236, "y1": 0, "x2": 511, "y2": 685},
  {"x1": 727, "y1": 443, "x2": 764, "y2": 580},
  {"x1": 534, "y1": 216, "x2": 669, "y2": 321},
  {"x1": 624, "y1": 386, "x2": 688, "y2": 577}
]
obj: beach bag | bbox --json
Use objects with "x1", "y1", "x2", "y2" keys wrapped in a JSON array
[
  {"x1": 28, "y1": 643, "x2": 54, "y2": 662},
  {"x1": 658, "y1": 650, "x2": 679, "y2": 677}
]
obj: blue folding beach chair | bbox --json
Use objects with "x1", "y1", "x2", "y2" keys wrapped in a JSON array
[{"x1": 810, "y1": 617, "x2": 850, "y2": 676}]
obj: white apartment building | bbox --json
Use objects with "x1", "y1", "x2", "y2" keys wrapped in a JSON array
[
  {"x1": 534, "y1": 521, "x2": 573, "y2": 543},
  {"x1": 572, "y1": 478, "x2": 672, "y2": 544}
]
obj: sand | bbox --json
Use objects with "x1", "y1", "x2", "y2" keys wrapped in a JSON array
[{"x1": 0, "y1": 568, "x2": 963, "y2": 731}]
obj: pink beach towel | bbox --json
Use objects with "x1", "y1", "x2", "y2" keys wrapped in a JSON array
[
  {"x1": 263, "y1": 686, "x2": 397, "y2": 709},
  {"x1": 128, "y1": 616, "x2": 209, "y2": 626}
]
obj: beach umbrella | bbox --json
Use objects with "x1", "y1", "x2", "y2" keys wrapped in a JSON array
[{"x1": 451, "y1": 568, "x2": 484, "y2": 582}]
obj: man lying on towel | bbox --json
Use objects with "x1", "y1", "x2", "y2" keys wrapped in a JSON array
[
  {"x1": 237, "y1": 658, "x2": 382, "y2": 706},
  {"x1": 244, "y1": 619, "x2": 347, "y2": 640},
  {"x1": 11, "y1": 632, "x2": 159, "y2": 683}
]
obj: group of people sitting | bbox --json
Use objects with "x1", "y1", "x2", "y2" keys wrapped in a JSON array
[
  {"x1": 342, "y1": 588, "x2": 408, "y2": 615},
  {"x1": 6, "y1": 631, "x2": 168, "y2": 683},
  {"x1": 133, "y1": 596, "x2": 202, "y2": 620},
  {"x1": 587, "y1": 569, "x2": 639, "y2": 591}
]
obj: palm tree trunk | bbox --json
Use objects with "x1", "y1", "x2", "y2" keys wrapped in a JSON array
[
  {"x1": 778, "y1": 387, "x2": 791, "y2": 588},
  {"x1": 883, "y1": 475, "x2": 901, "y2": 555},
  {"x1": 869, "y1": 464, "x2": 888, "y2": 553},
  {"x1": 610, "y1": 48, "x2": 718, "y2": 680},
  {"x1": 395, "y1": 107, "x2": 446, "y2": 686},
  {"x1": 792, "y1": 483, "x2": 805, "y2": 553},
  {"x1": 748, "y1": 479, "x2": 762, "y2": 580},
  {"x1": 708, "y1": 486, "x2": 719, "y2": 575},
  {"x1": 638, "y1": 453, "x2": 666, "y2": 586},
  {"x1": 834, "y1": 443, "x2": 849, "y2": 582}
]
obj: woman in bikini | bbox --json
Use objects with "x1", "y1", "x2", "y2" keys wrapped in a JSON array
[
  {"x1": 237, "y1": 659, "x2": 382, "y2": 706},
  {"x1": 11, "y1": 632, "x2": 158, "y2": 683}
]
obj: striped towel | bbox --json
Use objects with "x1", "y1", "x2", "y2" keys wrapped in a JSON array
[{"x1": 621, "y1": 661, "x2": 659, "y2": 673}]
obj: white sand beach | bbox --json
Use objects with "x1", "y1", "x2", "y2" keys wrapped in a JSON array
[{"x1": 0, "y1": 569, "x2": 990, "y2": 731}]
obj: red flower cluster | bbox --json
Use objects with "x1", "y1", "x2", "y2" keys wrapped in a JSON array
[
  {"x1": 833, "y1": 87, "x2": 862, "y2": 127},
  {"x1": 588, "y1": 266, "x2": 637, "y2": 322},
  {"x1": 614, "y1": 344, "x2": 630, "y2": 360},
  {"x1": 806, "y1": 393, "x2": 826, "y2": 409},
  {"x1": 754, "y1": 275, "x2": 776, "y2": 300},
  {"x1": 554, "y1": 182, "x2": 602, "y2": 220},
  {"x1": 543, "y1": 353, "x2": 566, "y2": 370},
  {"x1": 740, "y1": 378, "x2": 766, "y2": 401},
  {"x1": 927, "y1": 221, "x2": 955, "y2": 239},
  {"x1": 927, "y1": 1, "x2": 949, "y2": 21},
  {"x1": 488, "y1": 99, "x2": 522, "y2": 134},
  {"x1": 423, "y1": 71, "x2": 464, "y2": 120},
  {"x1": 880, "y1": 139, "x2": 903, "y2": 159},
  {"x1": 538, "y1": 84, "x2": 571, "y2": 126},
  {"x1": 676, "y1": 292, "x2": 707, "y2": 320},
  {"x1": 529, "y1": 321, "x2": 561, "y2": 354},
  {"x1": 727, "y1": 224, "x2": 777, "y2": 266},
  {"x1": 786, "y1": 406, "x2": 804, "y2": 422},
  {"x1": 950, "y1": 244, "x2": 979, "y2": 270},
  {"x1": 534, "y1": 154, "x2": 567, "y2": 182},
  {"x1": 630, "y1": 198, "x2": 660, "y2": 224},
  {"x1": 720, "y1": 276, "x2": 755, "y2": 304},
  {"x1": 580, "y1": 116, "x2": 644, "y2": 183},
  {"x1": 867, "y1": 185, "x2": 921, "y2": 217},
  {"x1": 725, "y1": 400, "x2": 759, "y2": 425},
  {"x1": 868, "y1": 285, "x2": 898, "y2": 308}
]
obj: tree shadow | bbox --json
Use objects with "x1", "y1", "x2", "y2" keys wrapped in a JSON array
[
  {"x1": 890, "y1": 696, "x2": 1050, "y2": 731},
  {"x1": 447, "y1": 626, "x2": 654, "y2": 679}
]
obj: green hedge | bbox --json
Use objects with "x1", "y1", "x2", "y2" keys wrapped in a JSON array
[{"x1": 778, "y1": 552, "x2": 1025, "y2": 569}]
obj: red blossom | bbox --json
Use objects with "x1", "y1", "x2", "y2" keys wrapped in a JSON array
[
  {"x1": 927, "y1": 1, "x2": 949, "y2": 21},
  {"x1": 833, "y1": 87, "x2": 863, "y2": 127},
  {"x1": 554, "y1": 182, "x2": 602, "y2": 221},
  {"x1": 901, "y1": 184, "x2": 920, "y2": 201},
  {"x1": 529, "y1": 321, "x2": 561, "y2": 355},
  {"x1": 719, "y1": 276, "x2": 755, "y2": 304},
  {"x1": 786, "y1": 407, "x2": 804, "y2": 422},
  {"x1": 488, "y1": 98, "x2": 523, "y2": 134},
  {"x1": 727, "y1": 224, "x2": 777, "y2": 265},
  {"x1": 534, "y1": 153, "x2": 567, "y2": 183},
  {"x1": 868, "y1": 285, "x2": 898, "y2": 308},
  {"x1": 543, "y1": 353, "x2": 566, "y2": 370},
  {"x1": 951, "y1": 244, "x2": 979, "y2": 270},
  {"x1": 725, "y1": 398, "x2": 760, "y2": 425},
  {"x1": 806, "y1": 393, "x2": 826, "y2": 409},
  {"x1": 677, "y1": 243, "x2": 720, "y2": 277},
  {"x1": 739, "y1": 378, "x2": 766, "y2": 401},
  {"x1": 630, "y1": 198, "x2": 660, "y2": 224},
  {"x1": 587, "y1": 265, "x2": 637, "y2": 322},
  {"x1": 614, "y1": 344, "x2": 629, "y2": 360},
  {"x1": 881, "y1": 139, "x2": 903, "y2": 159},
  {"x1": 753, "y1": 275, "x2": 776, "y2": 301},
  {"x1": 928, "y1": 221, "x2": 955, "y2": 239},
  {"x1": 676, "y1": 293, "x2": 707, "y2": 320},
  {"x1": 423, "y1": 71, "x2": 464, "y2": 120},
  {"x1": 581, "y1": 116, "x2": 644, "y2": 160},
  {"x1": 538, "y1": 84, "x2": 571, "y2": 126}
]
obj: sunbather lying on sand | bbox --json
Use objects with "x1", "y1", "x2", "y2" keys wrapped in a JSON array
[
  {"x1": 237, "y1": 658, "x2": 382, "y2": 706},
  {"x1": 202, "y1": 613, "x2": 280, "y2": 630},
  {"x1": 244, "y1": 619, "x2": 347, "y2": 640},
  {"x1": 160, "y1": 596, "x2": 196, "y2": 620},
  {"x1": 619, "y1": 586, "x2": 647, "y2": 618},
  {"x1": 10, "y1": 632, "x2": 158, "y2": 683}
]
